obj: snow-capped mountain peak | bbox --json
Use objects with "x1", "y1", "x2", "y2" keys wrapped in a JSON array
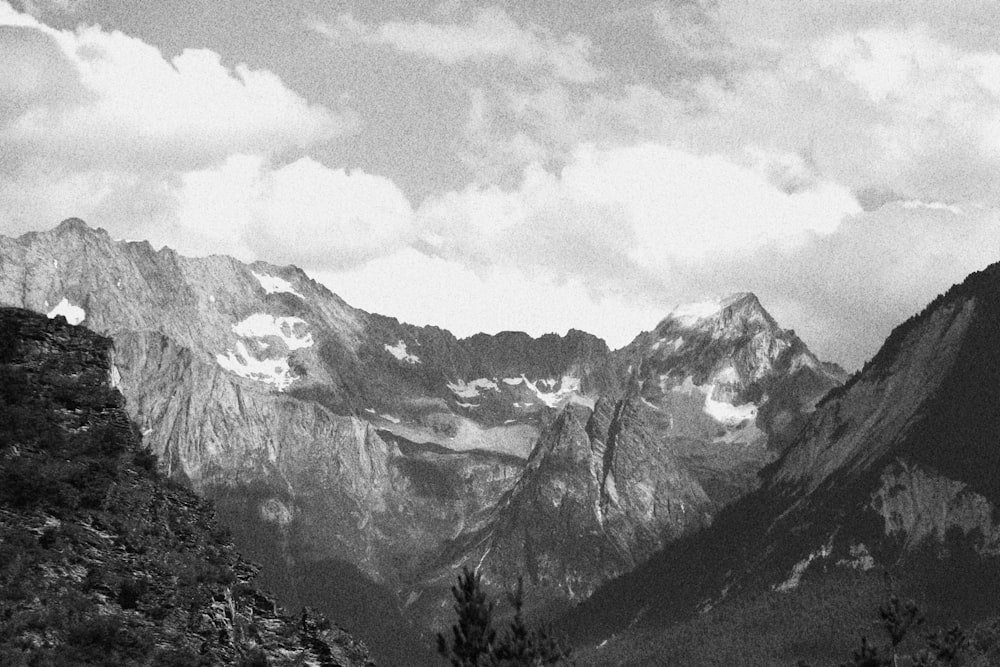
[{"x1": 660, "y1": 292, "x2": 777, "y2": 335}]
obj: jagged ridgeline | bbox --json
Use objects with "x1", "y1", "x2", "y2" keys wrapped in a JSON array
[
  {"x1": 0, "y1": 308, "x2": 373, "y2": 666},
  {"x1": 0, "y1": 220, "x2": 844, "y2": 665}
]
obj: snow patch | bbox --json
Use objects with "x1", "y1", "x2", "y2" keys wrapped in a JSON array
[
  {"x1": 703, "y1": 386, "x2": 758, "y2": 425},
  {"x1": 385, "y1": 340, "x2": 420, "y2": 364},
  {"x1": 216, "y1": 341, "x2": 297, "y2": 390},
  {"x1": 47, "y1": 298, "x2": 86, "y2": 325},
  {"x1": 448, "y1": 378, "x2": 499, "y2": 398},
  {"x1": 672, "y1": 376, "x2": 757, "y2": 425},
  {"x1": 456, "y1": 401, "x2": 479, "y2": 409},
  {"x1": 380, "y1": 414, "x2": 401, "y2": 424},
  {"x1": 502, "y1": 377, "x2": 524, "y2": 386},
  {"x1": 252, "y1": 271, "x2": 304, "y2": 298},
  {"x1": 668, "y1": 299, "x2": 725, "y2": 326},
  {"x1": 524, "y1": 375, "x2": 583, "y2": 408},
  {"x1": 233, "y1": 314, "x2": 313, "y2": 350}
]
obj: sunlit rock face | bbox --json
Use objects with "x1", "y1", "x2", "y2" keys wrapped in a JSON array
[
  {"x1": 0, "y1": 219, "x2": 842, "y2": 650},
  {"x1": 412, "y1": 397, "x2": 714, "y2": 628}
]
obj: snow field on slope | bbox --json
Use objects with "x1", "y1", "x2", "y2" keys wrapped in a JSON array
[
  {"x1": 47, "y1": 297, "x2": 86, "y2": 325},
  {"x1": 233, "y1": 314, "x2": 313, "y2": 350},
  {"x1": 384, "y1": 340, "x2": 420, "y2": 363},
  {"x1": 252, "y1": 271, "x2": 304, "y2": 298}
]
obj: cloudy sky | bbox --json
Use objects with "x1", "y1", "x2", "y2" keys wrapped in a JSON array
[{"x1": 4, "y1": 0, "x2": 1000, "y2": 369}]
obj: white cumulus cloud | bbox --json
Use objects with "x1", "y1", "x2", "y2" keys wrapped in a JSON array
[
  {"x1": 417, "y1": 143, "x2": 860, "y2": 297},
  {"x1": 0, "y1": 4, "x2": 346, "y2": 172},
  {"x1": 175, "y1": 155, "x2": 416, "y2": 267},
  {"x1": 0, "y1": 1, "x2": 354, "y2": 237}
]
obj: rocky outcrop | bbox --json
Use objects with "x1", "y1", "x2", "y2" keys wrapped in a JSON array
[
  {"x1": 455, "y1": 394, "x2": 711, "y2": 618},
  {"x1": 871, "y1": 460, "x2": 1000, "y2": 554},
  {"x1": 0, "y1": 307, "x2": 372, "y2": 666}
]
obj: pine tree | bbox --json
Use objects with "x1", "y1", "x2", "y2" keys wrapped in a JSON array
[
  {"x1": 826, "y1": 591, "x2": 967, "y2": 667},
  {"x1": 493, "y1": 577, "x2": 572, "y2": 666},
  {"x1": 838, "y1": 635, "x2": 883, "y2": 667},
  {"x1": 438, "y1": 570, "x2": 573, "y2": 666},
  {"x1": 924, "y1": 625, "x2": 967, "y2": 665},
  {"x1": 438, "y1": 567, "x2": 496, "y2": 667},
  {"x1": 879, "y1": 593, "x2": 924, "y2": 659}
]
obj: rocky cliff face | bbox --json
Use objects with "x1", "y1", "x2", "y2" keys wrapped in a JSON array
[
  {"x1": 0, "y1": 220, "x2": 841, "y2": 660},
  {"x1": 566, "y1": 262, "x2": 1000, "y2": 646},
  {"x1": 618, "y1": 292, "x2": 845, "y2": 503},
  {"x1": 0, "y1": 307, "x2": 372, "y2": 666},
  {"x1": 435, "y1": 396, "x2": 712, "y2": 623}
]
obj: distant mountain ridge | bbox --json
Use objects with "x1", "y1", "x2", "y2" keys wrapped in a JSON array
[{"x1": 0, "y1": 219, "x2": 843, "y2": 664}]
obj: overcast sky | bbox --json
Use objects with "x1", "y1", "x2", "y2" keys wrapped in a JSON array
[{"x1": 4, "y1": 0, "x2": 1000, "y2": 369}]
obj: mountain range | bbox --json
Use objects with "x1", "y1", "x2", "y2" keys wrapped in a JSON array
[
  {"x1": 5, "y1": 218, "x2": 999, "y2": 666},
  {"x1": 0, "y1": 219, "x2": 845, "y2": 664}
]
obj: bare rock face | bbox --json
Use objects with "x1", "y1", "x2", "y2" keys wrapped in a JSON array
[
  {"x1": 0, "y1": 220, "x2": 842, "y2": 660},
  {"x1": 434, "y1": 395, "x2": 713, "y2": 625},
  {"x1": 871, "y1": 461, "x2": 1000, "y2": 554},
  {"x1": 0, "y1": 307, "x2": 372, "y2": 666}
]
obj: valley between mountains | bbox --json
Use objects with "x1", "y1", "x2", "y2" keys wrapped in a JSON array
[{"x1": 4, "y1": 218, "x2": 1000, "y2": 666}]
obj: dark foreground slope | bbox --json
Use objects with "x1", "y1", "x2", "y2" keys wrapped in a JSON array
[
  {"x1": 562, "y1": 263, "x2": 1000, "y2": 665},
  {"x1": 0, "y1": 308, "x2": 373, "y2": 666}
]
